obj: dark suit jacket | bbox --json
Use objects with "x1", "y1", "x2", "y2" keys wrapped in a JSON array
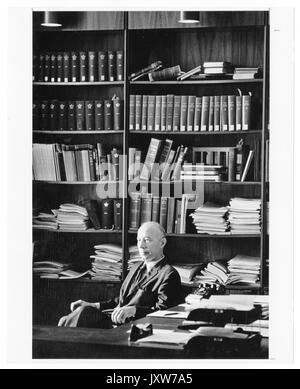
[{"x1": 101, "y1": 257, "x2": 182, "y2": 319}]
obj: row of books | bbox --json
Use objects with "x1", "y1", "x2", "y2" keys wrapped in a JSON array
[
  {"x1": 129, "y1": 93, "x2": 251, "y2": 133},
  {"x1": 33, "y1": 50, "x2": 124, "y2": 83},
  {"x1": 32, "y1": 143, "x2": 121, "y2": 182},
  {"x1": 33, "y1": 97, "x2": 123, "y2": 132},
  {"x1": 33, "y1": 200, "x2": 123, "y2": 231}
]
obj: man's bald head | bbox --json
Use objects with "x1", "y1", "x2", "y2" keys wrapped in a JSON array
[{"x1": 137, "y1": 222, "x2": 167, "y2": 262}]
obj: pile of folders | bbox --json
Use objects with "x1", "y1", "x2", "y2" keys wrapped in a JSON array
[
  {"x1": 33, "y1": 97, "x2": 123, "y2": 131},
  {"x1": 33, "y1": 50, "x2": 124, "y2": 82}
]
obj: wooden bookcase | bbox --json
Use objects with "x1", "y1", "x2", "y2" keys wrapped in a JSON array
[{"x1": 32, "y1": 11, "x2": 269, "y2": 325}]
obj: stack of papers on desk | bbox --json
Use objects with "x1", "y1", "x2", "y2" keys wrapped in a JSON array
[{"x1": 226, "y1": 254, "x2": 260, "y2": 285}]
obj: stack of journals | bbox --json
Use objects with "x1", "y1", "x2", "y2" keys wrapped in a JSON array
[
  {"x1": 172, "y1": 263, "x2": 203, "y2": 285},
  {"x1": 127, "y1": 245, "x2": 143, "y2": 271},
  {"x1": 226, "y1": 254, "x2": 260, "y2": 285},
  {"x1": 57, "y1": 203, "x2": 90, "y2": 231},
  {"x1": 193, "y1": 261, "x2": 228, "y2": 287},
  {"x1": 233, "y1": 67, "x2": 262, "y2": 80},
  {"x1": 228, "y1": 197, "x2": 261, "y2": 234},
  {"x1": 33, "y1": 211, "x2": 58, "y2": 230},
  {"x1": 180, "y1": 164, "x2": 224, "y2": 182},
  {"x1": 33, "y1": 261, "x2": 70, "y2": 278},
  {"x1": 190, "y1": 202, "x2": 230, "y2": 235},
  {"x1": 89, "y1": 243, "x2": 122, "y2": 281},
  {"x1": 203, "y1": 61, "x2": 234, "y2": 75}
]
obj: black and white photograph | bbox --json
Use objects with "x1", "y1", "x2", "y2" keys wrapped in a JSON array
[{"x1": 2, "y1": 1, "x2": 297, "y2": 371}]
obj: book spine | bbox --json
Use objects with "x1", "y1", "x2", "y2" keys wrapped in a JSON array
[
  {"x1": 128, "y1": 148, "x2": 136, "y2": 180},
  {"x1": 159, "y1": 197, "x2": 168, "y2": 230},
  {"x1": 220, "y1": 95, "x2": 228, "y2": 131},
  {"x1": 201, "y1": 96, "x2": 210, "y2": 132},
  {"x1": 166, "y1": 94, "x2": 174, "y2": 131},
  {"x1": 93, "y1": 149, "x2": 100, "y2": 181},
  {"x1": 56, "y1": 52, "x2": 63, "y2": 82},
  {"x1": 85, "y1": 101, "x2": 95, "y2": 131},
  {"x1": 166, "y1": 197, "x2": 175, "y2": 233},
  {"x1": 111, "y1": 148, "x2": 120, "y2": 181},
  {"x1": 187, "y1": 95, "x2": 196, "y2": 132},
  {"x1": 228, "y1": 95, "x2": 236, "y2": 131},
  {"x1": 236, "y1": 95, "x2": 242, "y2": 131},
  {"x1": 62, "y1": 52, "x2": 70, "y2": 82},
  {"x1": 214, "y1": 95, "x2": 221, "y2": 132},
  {"x1": 193, "y1": 97, "x2": 202, "y2": 132},
  {"x1": 101, "y1": 199, "x2": 114, "y2": 229},
  {"x1": 79, "y1": 51, "x2": 87, "y2": 82},
  {"x1": 94, "y1": 100, "x2": 104, "y2": 131},
  {"x1": 161, "y1": 95, "x2": 167, "y2": 131},
  {"x1": 133, "y1": 150, "x2": 142, "y2": 179},
  {"x1": 38, "y1": 53, "x2": 44, "y2": 82},
  {"x1": 113, "y1": 199, "x2": 122, "y2": 230},
  {"x1": 113, "y1": 98, "x2": 122, "y2": 131},
  {"x1": 50, "y1": 53, "x2": 56, "y2": 82},
  {"x1": 154, "y1": 95, "x2": 162, "y2": 131},
  {"x1": 242, "y1": 95, "x2": 251, "y2": 130},
  {"x1": 208, "y1": 96, "x2": 214, "y2": 131},
  {"x1": 135, "y1": 95, "x2": 142, "y2": 130},
  {"x1": 75, "y1": 101, "x2": 85, "y2": 130},
  {"x1": 116, "y1": 50, "x2": 124, "y2": 81},
  {"x1": 71, "y1": 52, "x2": 78, "y2": 82},
  {"x1": 140, "y1": 194, "x2": 152, "y2": 224},
  {"x1": 147, "y1": 95, "x2": 156, "y2": 131},
  {"x1": 129, "y1": 194, "x2": 141, "y2": 230},
  {"x1": 74, "y1": 150, "x2": 84, "y2": 181},
  {"x1": 161, "y1": 149, "x2": 175, "y2": 182},
  {"x1": 33, "y1": 102, "x2": 38, "y2": 130},
  {"x1": 129, "y1": 95, "x2": 136, "y2": 131},
  {"x1": 98, "y1": 51, "x2": 107, "y2": 81},
  {"x1": 180, "y1": 95, "x2": 188, "y2": 132},
  {"x1": 141, "y1": 95, "x2": 148, "y2": 131},
  {"x1": 151, "y1": 197, "x2": 160, "y2": 222},
  {"x1": 49, "y1": 100, "x2": 59, "y2": 131},
  {"x1": 108, "y1": 51, "x2": 116, "y2": 82},
  {"x1": 140, "y1": 138, "x2": 162, "y2": 180},
  {"x1": 44, "y1": 53, "x2": 50, "y2": 82},
  {"x1": 40, "y1": 101, "x2": 49, "y2": 131},
  {"x1": 104, "y1": 100, "x2": 113, "y2": 131},
  {"x1": 107, "y1": 153, "x2": 113, "y2": 181},
  {"x1": 228, "y1": 148, "x2": 236, "y2": 182},
  {"x1": 172, "y1": 95, "x2": 181, "y2": 132},
  {"x1": 88, "y1": 149, "x2": 96, "y2": 181},
  {"x1": 33, "y1": 54, "x2": 37, "y2": 81},
  {"x1": 58, "y1": 101, "x2": 68, "y2": 131},
  {"x1": 149, "y1": 65, "x2": 181, "y2": 81},
  {"x1": 67, "y1": 102, "x2": 76, "y2": 131},
  {"x1": 88, "y1": 51, "x2": 96, "y2": 82}
]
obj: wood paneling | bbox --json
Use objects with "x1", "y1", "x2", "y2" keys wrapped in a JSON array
[{"x1": 128, "y1": 11, "x2": 265, "y2": 29}]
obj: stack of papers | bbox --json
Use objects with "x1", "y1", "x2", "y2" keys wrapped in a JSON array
[
  {"x1": 33, "y1": 261, "x2": 70, "y2": 278},
  {"x1": 228, "y1": 198, "x2": 261, "y2": 234},
  {"x1": 57, "y1": 203, "x2": 90, "y2": 231},
  {"x1": 190, "y1": 202, "x2": 230, "y2": 235},
  {"x1": 127, "y1": 245, "x2": 143, "y2": 271},
  {"x1": 90, "y1": 243, "x2": 122, "y2": 281},
  {"x1": 193, "y1": 261, "x2": 228, "y2": 286},
  {"x1": 33, "y1": 211, "x2": 58, "y2": 230},
  {"x1": 226, "y1": 254, "x2": 260, "y2": 285}
]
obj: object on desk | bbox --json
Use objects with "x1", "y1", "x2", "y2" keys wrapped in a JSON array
[
  {"x1": 225, "y1": 320, "x2": 269, "y2": 338},
  {"x1": 177, "y1": 320, "x2": 213, "y2": 330},
  {"x1": 129, "y1": 323, "x2": 153, "y2": 342},
  {"x1": 146, "y1": 310, "x2": 189, "y2": 319}
]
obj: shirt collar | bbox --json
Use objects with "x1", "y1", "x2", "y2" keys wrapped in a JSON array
[{"x1": 144, "y1": 255, "x2": 165, "y2": 274}]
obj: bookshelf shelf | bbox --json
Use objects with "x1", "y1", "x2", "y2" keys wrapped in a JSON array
[
  {"x1": 225, "y1": 283, "x2": 261, "y2": 291},
  {"x1": 130, "y1": 79, "x2": 263, "y2": 85},
  {"x1": 129, "y1": 180, "x2": 262, "y2": 185},
  {"x1": 35, "y1": 277, "x2": 122, "y2": 284},
  {"x1": 33, "y1": 226, "x2": 122, "y2": 234},
  {"x1": 33, "y1": 130, "x2": 124, "y2": 134},
  {"x1": 33, "y1": 180, "x2": 122, "y2": 185},
  {"x1": 128, "y1": 231, "x2": 261, "y2": 238},
  {"x1": 33, "y1": 82, "x2": 124, "y2": 86},
  {"x1": 129, "y1": 130, "x2": 262, "y2": 135}
]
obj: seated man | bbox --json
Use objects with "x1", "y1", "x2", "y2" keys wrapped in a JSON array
[{"x1": 58, "y1": 221, "x2": 182, "y2": 328}]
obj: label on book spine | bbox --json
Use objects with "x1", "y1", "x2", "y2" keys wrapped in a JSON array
[
  {"x1": 101, "y1": 199, "x2": 114, "y2": 229},
  {"x1": 221, "y1": 95, "x2": 228, "y2": 131},
  {"x1": 129, "y1": 95, "x2": 135, "y2": 130},
  {"x1": 49, "y1": 100, "x2": 59, "y2": 131},
  {"x1": 242, "y1": 95, "x2": 251, "y2": 130},
  {"x1": 113, "y1": 199, "x2": 122, "y2": 230},
  {"x1": 58, "y1": 101, "x2": 68, "y2": 131},
  {"x1": 236, "y1": 96, "x2": 242, "y2": 131},
  {"x1": 98, "y1": 51, "x2": 107, "y2": 81},
  {"x1": 67, "y1": 102, "x2": 76, "y2": 131}
]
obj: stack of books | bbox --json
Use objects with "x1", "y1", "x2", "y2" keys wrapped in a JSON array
[
  {"x1": 203, "y1": 61, "x2": 234, "y2": 75},
  {"x1": 127, "y1": 245, "x2": 143, "y2": 271},
  {"x1": 193, "y1": 261, "x2": 228, "y2": 287},
  {"x1": 33, "y1": 211, "x2": 58, "y2": 230},
  {"x1": 57, "y1": 203, "x2": 90, "y2": 231},
  {"x1": 180, "y1": 164, "x2": 225, "y2": 182},
  {"x1": 226, "y1": 254, "x2": 261, "y2": 285},
  {"x1": 228, "y1": 197, "x2": 261, "y2": 234},
  {"x1": 89, "y1": 243, "x2": 122, "y2": 281},
  {"x1": 190, "y1": 202, "x2": 230, "y2": 235},
  {"x1": 233, "y1": 67, "x2": 262, "y2": 80}
]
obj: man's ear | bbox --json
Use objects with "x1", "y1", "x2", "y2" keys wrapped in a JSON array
[{"x1": 160, "y1": 237, "x2": 167, "y2": 249}]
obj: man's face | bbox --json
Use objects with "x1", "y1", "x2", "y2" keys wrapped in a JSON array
[{"x1": 137, "y1": 224, "x2": 165, "y2": 263}]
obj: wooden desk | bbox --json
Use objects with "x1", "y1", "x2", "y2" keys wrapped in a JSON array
[{"x1": 33, "y1": 307, "x2": 268, "y2": 359}]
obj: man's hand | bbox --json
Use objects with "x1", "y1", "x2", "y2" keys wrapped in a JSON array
[
  {"x1": 58, "y1": 306, "x2": 84, "y2": 327},
  {"x1": 111, "y1": 306, "x2": 136, "y2": 324},
  {"x1": 70, "y1": 299, "x2": 99, "y2": 312}
]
